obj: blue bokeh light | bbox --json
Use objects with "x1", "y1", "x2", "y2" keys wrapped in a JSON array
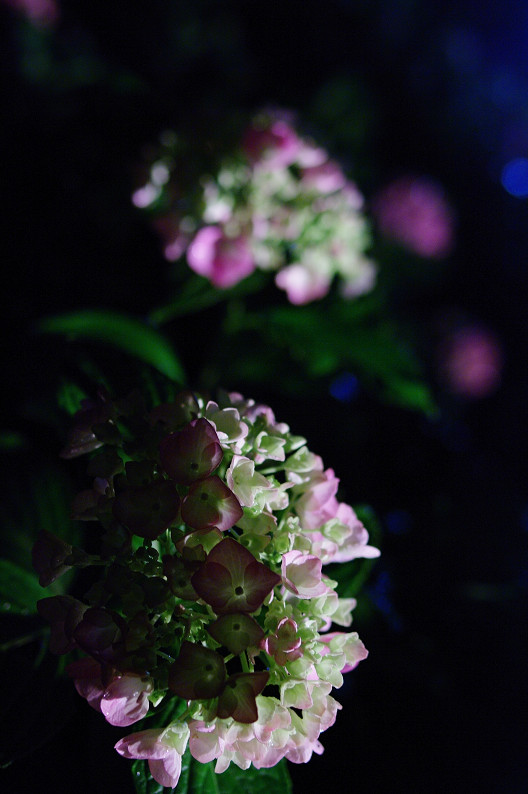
[
  {"x1": 329, "y1": 371, "x2": 359, "y2": 402},
  {"x1": 501, "y1": 157, "x2": 528, "y2": 197}
]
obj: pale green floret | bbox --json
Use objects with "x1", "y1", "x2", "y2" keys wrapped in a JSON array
[
  {"x1": 238, "y1": 532, "x2": 271, "y2": 555},
  {"x1": 253, "y1": 431, "x2": 287, "y2": 461},
  {"x1": 331, "y1": 598, "x2": 357, "y2": 627},
  {"x1": 205, "y1": 402, "x2": 249, "y2": 450},
  {"x1": 284, "y1": 446, "x2": 322, "y2": 474},
  {"x1": 280, "y1": 679, "x2": 314, "y2": 709},
  {"x1": 314, "y1": 658, "x2": 344, "y2": 689},
  {"x1": 283, "y1": 651, "x2": 313, "y2": 675},
  {"x1": 227, "y1": 456, "x2": 274, "y2": 507},
  {"x1": 161, "y1": 722, "x2": 190, "y2": 754},
  {"x1": 282, "y1": 434, "x2": 307, "y2": 455},
  {"x1": 320, "y1": 518, "x2": 353, "y2": 545},
  {"x1": 255, "y1": 479, "x2": 291, "y2": 512},
  {"x1": 237, "y1": 507, "x2": 277, "y2": 535},
  {"x1": 302, "y1": 591, "x2": 340, "y2": 627}
]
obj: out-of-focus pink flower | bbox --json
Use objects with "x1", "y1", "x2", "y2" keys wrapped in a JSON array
[
  {"x1": 187, "y1": 226, "x2": 255, "y2": 288},
  {"x1": 340, "y1": 260, "x2": 378, "y2": 299},
  {"x1": 3, "y1": 0, "x2": 59, "y2": 27},
  {"x1": 243, "y1": 118, "x2": 301, "y2": 169},
  {"x1": 275, "y1": 265, "x2": 331, "y2": 305},
  {"x1": 151, "y1": 216, "x2": 191, "y2": 262},
  {"x1": 301, "y1": 161, "x2": 347, "y2": 194},
  {"x1": 372, "y1": 176, "x2": 455, "y2": 258},
  {"x1": 438, "y1": 326, "x2": 502, "y2": 398}
]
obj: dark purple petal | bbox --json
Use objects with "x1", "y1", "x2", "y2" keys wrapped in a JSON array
[
  {"x1": 216, "y1": 671, "x2": 269, "y2": 723},
  {"x1": 113, "y1": 480, "x2": 180, "y2": 539},
  {"x1": 73, "y1": 607, "x2": 126, "y2": 665},
  {"x1": 191, "y1": 538, "x2": 280, "y2": 614},
  {"x1": 160, "y1": 418, "x2": 223, "y2": 485},
  {"x1": 86, "y1": 449, "x2": 124, "y2": 480},
  {"x1": 147, "y1": 392, "x2": 200, "y2": 432},
  {"x1": 191, "y1": 561, "x2": 233, "y2": 612},
  {"x1": 168, "y1": 641, "x2": 226, "y2": 700},
  {"x1": 163, "y1": 554, "x2": 201, "y2": 600},
  {"x1": 32, "y1": 530, "x2": 73, "y2": 587},
  {"x1": 37, "y1": 595, "x2": 87, "y2": 654},
  {"x1": 181, "y1": 476, "x2": 242, "y2": 532},
  {"x1": 242, "y1": 560, "x2": 282, "y2": 612},
  {"x1": 59, "y1": 398, "x2": 114, "y2": 459},
  {"x1": 204, "y1": 537, "x2": 256, "y2": 581}
]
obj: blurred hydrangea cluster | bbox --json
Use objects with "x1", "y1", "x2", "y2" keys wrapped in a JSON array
[
  {"x1": 437, "y1": 324, "x2": 502, "y2": 398},
  {"x1": 372, "y1": 175, "x2": 455, "y2": 259},
  {"x1": 2, "y1": 0, "x2": 58, "y2": 27},
  {"x1": 133, "y1": 109, "x2": 377, "y2": 304},
  {"x1": 34, "y1": 386, "x2": 379, "y2": 787}
]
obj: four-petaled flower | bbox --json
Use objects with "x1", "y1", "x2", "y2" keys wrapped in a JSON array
[
  {"x1": 191, "y1": 537, "x2": 281, "y2": 614},
  {"x1": 160, "y1": 418, "x2": 223, "y2": 485},
  {"x1": 181, "y1": 476, "x2": 243, "y2": 532}
]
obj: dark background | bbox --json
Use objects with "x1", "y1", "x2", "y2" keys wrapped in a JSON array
[{"x1": 1, "y1": 1, "x2": 527, "y2": 792}]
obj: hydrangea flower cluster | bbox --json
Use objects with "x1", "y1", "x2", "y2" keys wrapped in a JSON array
[
  {"x1": 437, "y1": 324, "x2": 502, "y2": 399},
  {"x1": 372, "y1": 175, "x2": 455, "y2": 259},
  {"x1": 35, "y1": 387, "x2": 379, "y2": 788},
  {"x1": 133, "y1": 110, "x2": 377, "y2": 304}
]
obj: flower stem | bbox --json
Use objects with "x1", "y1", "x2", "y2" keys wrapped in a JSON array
[
  {"x1": 156, "y1": 650, "x2": 175, "y2": 662},
  {"x1": 240, "y1": 651, "x2": 251, "y2": 673}
]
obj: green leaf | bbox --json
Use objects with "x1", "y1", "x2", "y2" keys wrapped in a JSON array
[
  {"x1": 131, "y1": 748, "x2": 292, "y2": 794},
  {"x1": 131, "y1": 760, "x2": 166, "y2": 794},
  {"x1": 218, "y1": 759, "x2": 292, "y2": 793},
  {"x1": 0, "y1": 559, "x2": 51, "y2": 615},
  {"x1": 253, "y1": 305, "x2": 437, "y2": 414},
  {"x1": 38, "y1": 310, "x2": 185, "y2": 383}
]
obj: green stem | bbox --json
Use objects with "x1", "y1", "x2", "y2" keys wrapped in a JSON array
[
  {"x1": 156, "y1": 650, "x2": 175, "y2": 662},
  {"x1": 149, "y1": 288, "x2": 228, "y2": 325},
  {"x1": 240, "y1": 651, "x2": 251, "y2": 673},
  {"x1": 148, "y1": 271, "x2": 270, "y2": 327}
]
